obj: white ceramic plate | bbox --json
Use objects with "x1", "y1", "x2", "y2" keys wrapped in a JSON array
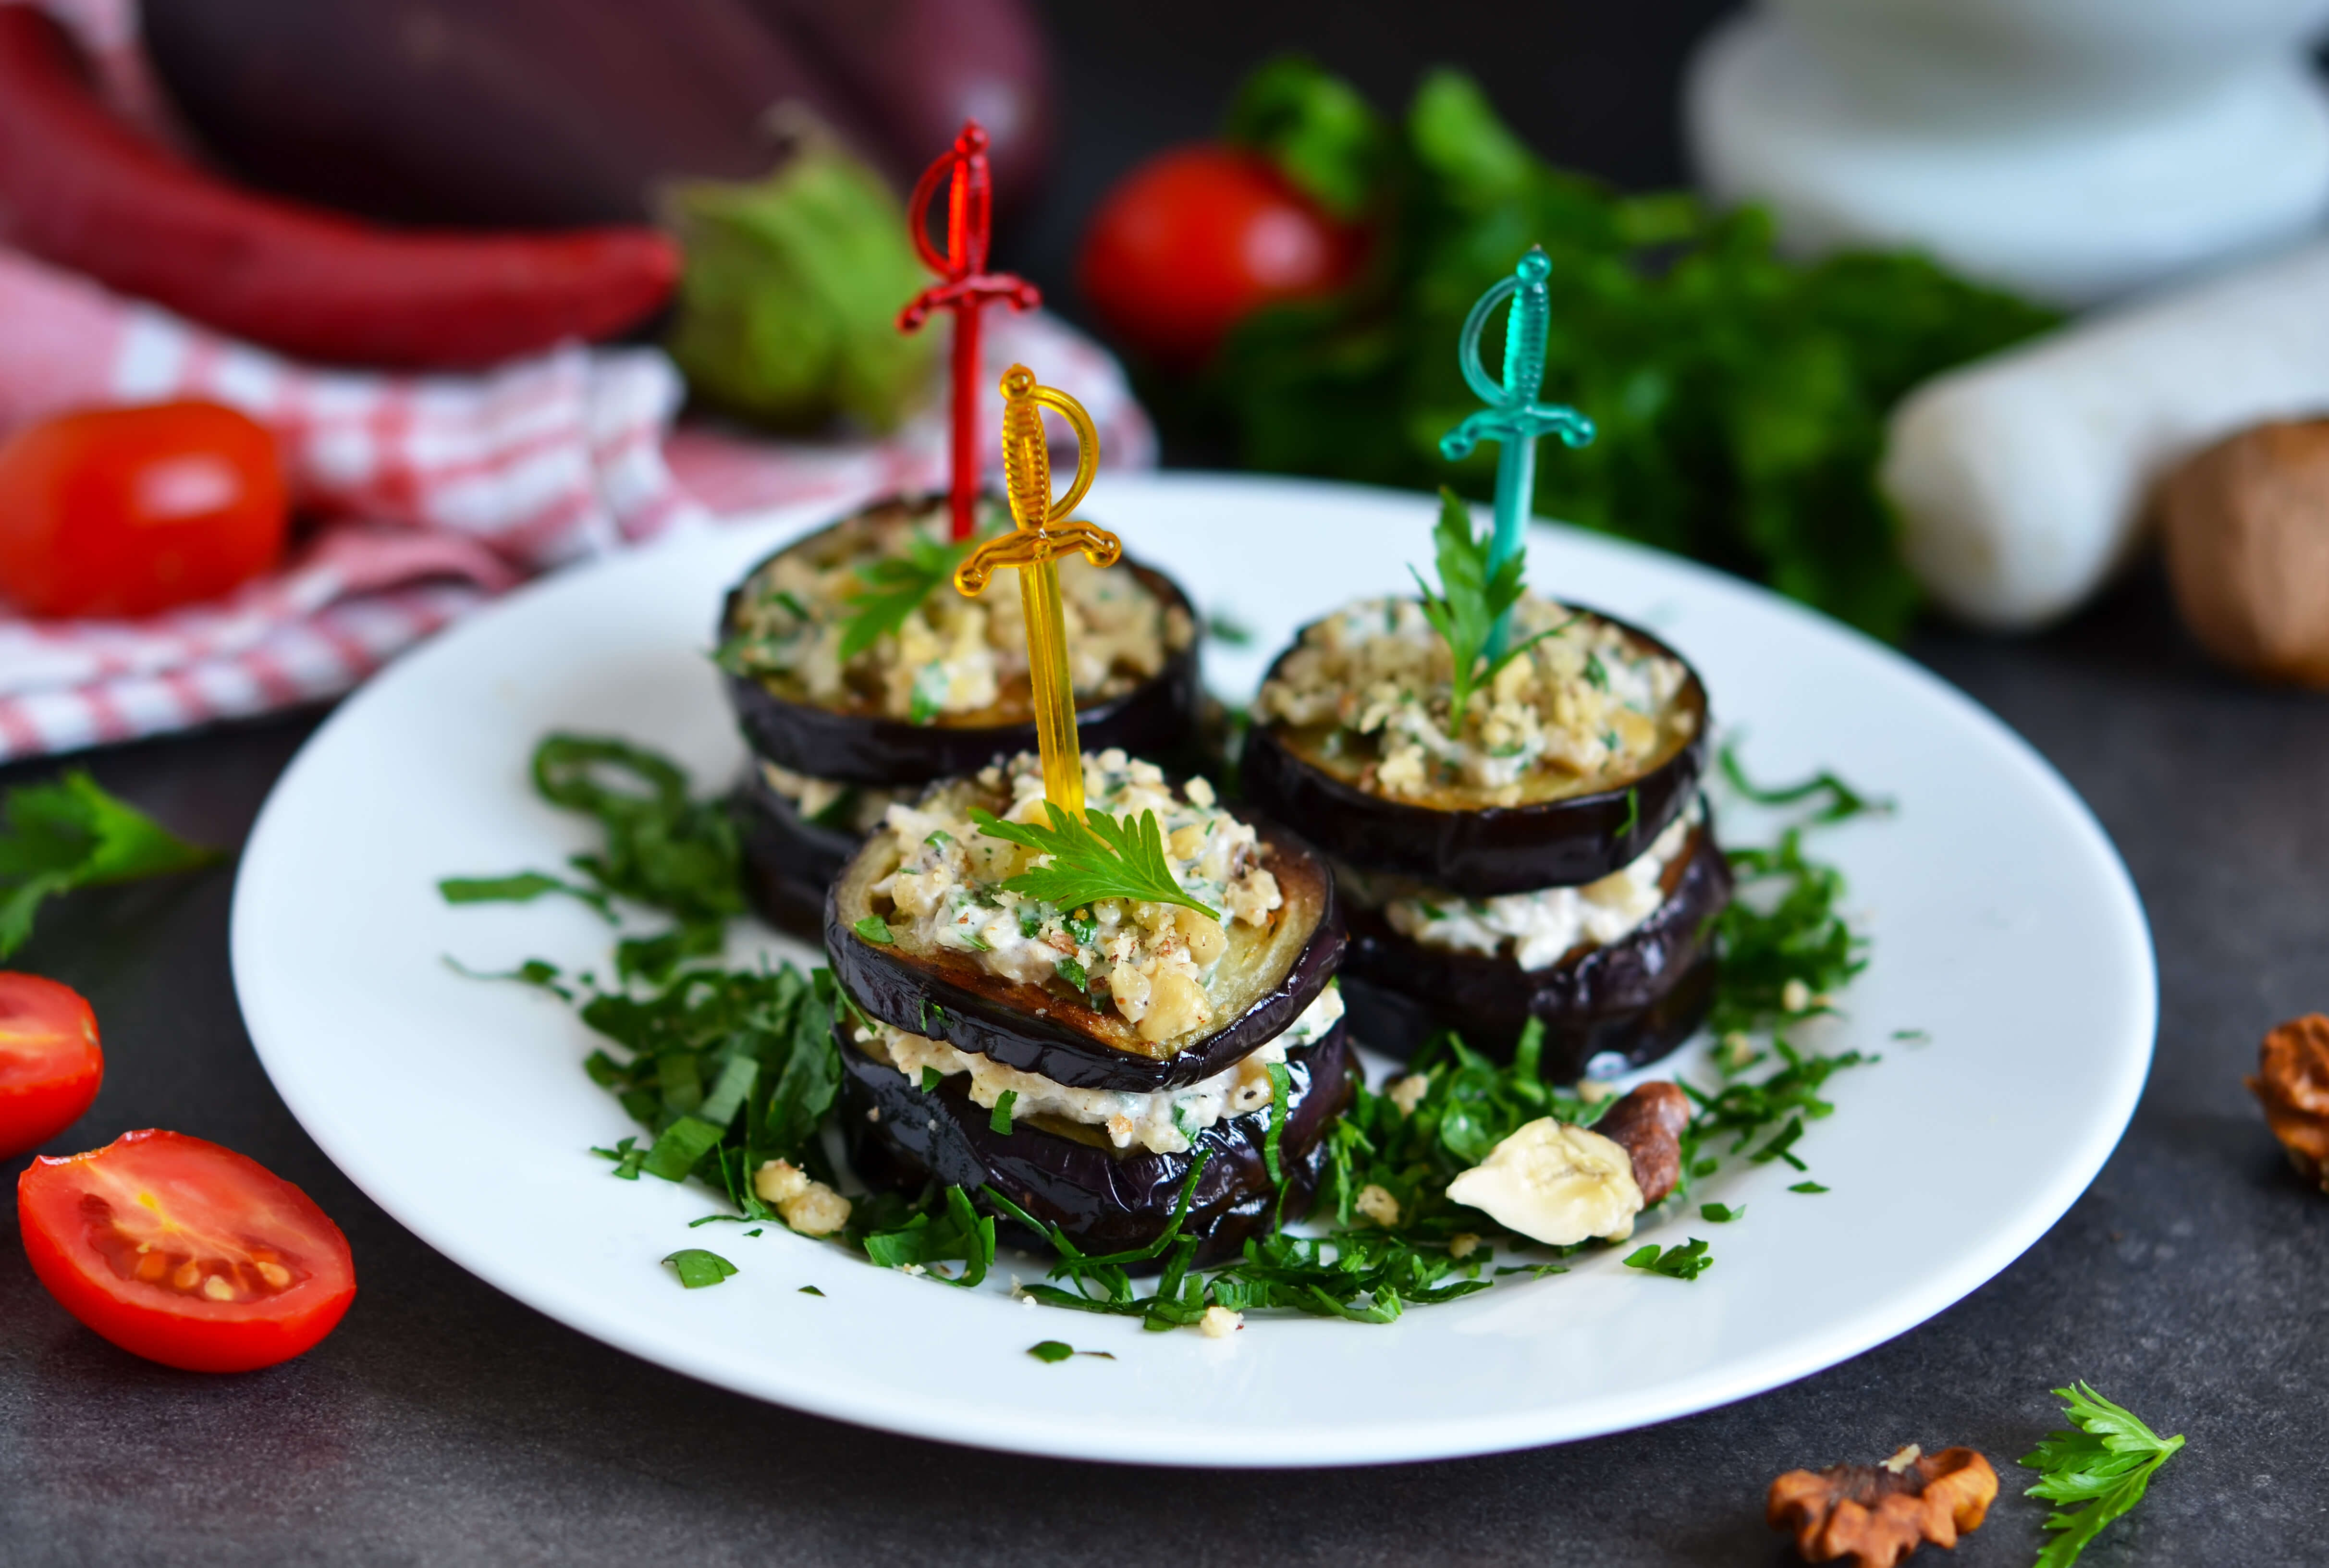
[{"x1": 232, "y1": 473, "x2": 2154, "y2": 1467}]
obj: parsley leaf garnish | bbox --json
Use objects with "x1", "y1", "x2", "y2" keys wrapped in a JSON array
[
  {"x1": 2021, "y1": 1383, "x2": 2185, "y2": 1568},
  {"x1": 0, "y1": 770, "x2": 216, "y2": 956},
  {"x1": 990, "y1": 1089, "x2": 1017, "y2": 1135},
  {"x1": 1622, "y1": 1238, "x2": 1713, "y2": 1280},
  {"x1": 853, "y1": 915, "x2": 896, "y2": 945},
  {"x1": 838, "y1": 532, "x2": 975, "y2": 661},
  {"x1": 663, "y1": 1249, "x2": 737, "y2": 1288},
  {"x1": 1411, "y1": 488, "x2": 1537, "y2": 729},
  {"x1": 969, "y1": 804, "x2": 1218, "y2": 922}
]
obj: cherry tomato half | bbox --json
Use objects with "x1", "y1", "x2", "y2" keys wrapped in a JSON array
[
  {"x1": 0, "y1": 972, "x2": 102, "y2": 1159},
  {"x1": 18, "y1": 1129, "x2": 355, "y2": 1372},
  {"x1": 1077, "y1": 145, "x2": 1361, "y2": 368},
  {"x1": 0, "y1": 401, "x2": 288, "y2": 620}
]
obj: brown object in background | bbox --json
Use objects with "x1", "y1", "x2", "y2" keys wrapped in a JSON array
[
  {"x1": 2246, "y1": 1013, "x2": 2329, "y2": 1190},
  {"x1": 1767, "y1": 1445, "x2": 1998, "y2": 1568},
  {"x1": 1591, "y1": 1080, "x2": 1690, "y2": 1205},
  {"x1": 2160, "y1": 419, "x2": 2329, "y2": 687}
]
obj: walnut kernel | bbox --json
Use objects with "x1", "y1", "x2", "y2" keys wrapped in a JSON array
[
  {"x1": 1767, "y1": 1446, "x2": 1998, "y2": 1568},
  {"x1": 1592, "y1": 1081, "x2": 1691, "y2": 1206},
  {"x1": 2246, "y1": 1013, "x2": 2329, "y2": 1190}
]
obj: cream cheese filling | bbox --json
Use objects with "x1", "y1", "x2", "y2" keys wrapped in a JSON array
[
  {"x1": 1366, "y1": 801, "x2": 1701, "y2": 972},
  {"x1": 857, "y1": 983, "x2": 1345, "y2": 1155}
]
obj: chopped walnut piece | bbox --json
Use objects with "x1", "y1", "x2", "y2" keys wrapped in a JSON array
[
  {"x1": 2247, "y1": 1014, "x2": 2329, "y2": 1190},
  {"x1": 1767, "y1": 1446, "x2": 1998, "y2": 1568},
  {"x1": 1591, "y1": 1081, "x2": 1690, "y2": 1205}
]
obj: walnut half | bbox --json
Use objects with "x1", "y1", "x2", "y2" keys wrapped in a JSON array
[
  {"x1": 1591, "y1": 1081, "x2": 1690, "y2": 1205},
  {"x1": 1767, "y1": 1445, "x2": 1998, "y2": 1568},
  {"x1": 2246, "y1": 1013, "x2": 2329, "y2": 1190}
]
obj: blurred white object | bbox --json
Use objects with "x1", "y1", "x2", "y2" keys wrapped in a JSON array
[
  {"x1": 1884, "y1": 240, "x2": 2329, "y2": 629},
  {"x1": 1685, "y1": 0, "x2": 2329, "y2": 304}
]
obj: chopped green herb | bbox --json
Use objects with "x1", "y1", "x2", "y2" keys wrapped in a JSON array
[
  {"x1": 663, "y1": 1249, "x2": 738, "y2": 1288},
  {"x1": 2022, "y1": 1383, "x2": 2185, "y2": 1568},
  {"x1": 837, "y1": 531, "x2": 975, "y2": 660},
  {"x1": 1017, "y1": 908, "x2": 1042, "y2": 940},
  {"x1": 798, "y1": 1284, "x2": 823, "y2": 1296},
  {"x1": 1028, "y1": 1340, "x2": 1076, "y2": 1363},
  {"x1": 920, "y1": 1066, "x2": 944, "y2": 1094},
  {"x1": 1699, "y1": 1202, "x2": 1743, "y2": 1223},
  {"x1": 1582, "y1": 651, "x2": 1607, "y2": 690},
  {"x1": 642, "y1": 1115, "x2": 724, "y2": 1181},
  {"x1": 970, "y1": 804, "x2": 1219, "y2": 922},
  {"x1": 1892, "y1": 1027, "x2": 1931, "y2": 1042},
  {"x1": 990, "y1": 1090, "x2": 1017, "y2": 1135},
  {"x1": 1790, "y1": 1180, "x2": 1830, "y2": 1194},
  {"x1": 1202, "y1": 612, "x2": 1255, "y2": 647},
  {"x1": 1621, "y1": 1238, "x2": 1713, "y2": 1280},
  {"x1": 1262, "y1": 1060, "x2": 1293, "y2": 1184},
  {"x1": 1065, "y1": 913, "x2": 1100, "y2": 947},
  {"x1": 0, "y1": 769, "x2": 217, "y2": 956},
  {"x1": 1615, "y1": 786, "x2": 1639, "y2": 839},
  {"x1": 437, "y1": 870, "x2": 614, "y2": 920},
  {"x1": 952, "y1": 926, "x2": 992, "y2": 953},
  {"x1": 1719, "y1": 744, "x2": 1893, "y2": 824},
  {"x1": 919, "y1": 998, "x2": 944, "y2": 1035},
  {"x1": 853, "y1": 915, "x2": 896, "y2": 945},
  {"x1": 1053, "y1": 955, "x2": 1090, "y2": 991}
]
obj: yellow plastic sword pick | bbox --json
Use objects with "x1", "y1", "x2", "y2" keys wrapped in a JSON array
[{"x1": 953, "y1": 365, "x2": 1121, "y2": 816}]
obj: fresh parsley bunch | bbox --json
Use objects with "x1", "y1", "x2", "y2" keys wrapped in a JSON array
[{"x1": 1206, "y1": 58, "x2": 2059, "y2": 639}]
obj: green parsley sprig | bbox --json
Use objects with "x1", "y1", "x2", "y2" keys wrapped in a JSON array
[
  {"x1": 0, "y1": 770, "x2": 216, "y2": 956},
  {"x1": 837, "y1": 532, "x2": 975, "y2": 661},
  {"x1": 1411, "y1": 488, "x2": 1568, "y2": 729},
  {"x1": 2021, "y1": 1383, "x2": 2185, "y2": 1568},
  {"x1": 968, "y1": 803, "x2": 1219, "y2": 922}
]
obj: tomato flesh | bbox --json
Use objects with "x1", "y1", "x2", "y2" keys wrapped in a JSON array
[
  {"x1": 18, "y1": 1129, "x2": 355, "y2": 1372},
  {"x1": 0, "y1": 972, "x2": 102, "y2": 1158},
  {"x1": 1077, "y1": 145, "x2": 1361, "y2": 368},
  {"x1": 0, "y1": 401, "x2": 288, "y2": 620}
]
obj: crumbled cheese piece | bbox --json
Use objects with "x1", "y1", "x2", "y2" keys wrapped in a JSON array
[
  {"x1": 1355, "y1": 1184, "x2": 1402, "y2": 1228},
  {"x1": 1782, "y1": 977, "x2": 1814, "y2": 1014},
  {"x1": 1386, "y1": 1073, "x2": 1432, "y2": 1117},
  {"x1": 1372, "y1": 799, "x2": 1701, "y2": 971},
  {"x1": 1199, "y1": 1305, "x2": 1243, "y2": 1338},
  {"x1": 1445, "y1": 1118, "x2": 1645, "y2": 1246},
  {"x1": 1721, "y1": 1031, "x2": 1756, "y2": 1068},
  {"x1": 1448, "y1": 1232, "x2": 1481, "y2": 1261},
  {"x1": 753, "y1": 1159, "x2": 852, "y2": 1237}
]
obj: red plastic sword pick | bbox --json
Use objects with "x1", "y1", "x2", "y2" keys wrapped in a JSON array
[{"x1": 897, "y1": 122, "x2": 1043, "y2": 542}]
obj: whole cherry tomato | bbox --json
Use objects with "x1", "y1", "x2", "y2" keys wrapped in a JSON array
[
  {"x1": 18, "y1": 1128, "x2": 356, "y2": 1372},
  {"x1": 0, "y1": 972, "x2": 101, "y2": 1158},
  {"x1": 1077, "y1": 145, "x2": 1361, "y2": 368},
  {"x1": 0, "y1": 401, "x2": 288, "y2": 620}
]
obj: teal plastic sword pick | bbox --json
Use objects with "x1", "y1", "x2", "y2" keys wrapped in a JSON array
[{"x1": 1438, "y1": 245, "x2": 1595, "y2": 655}]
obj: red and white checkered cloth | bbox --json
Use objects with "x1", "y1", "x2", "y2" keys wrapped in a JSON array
[{"x1": 0, "y1": 207, "x2": 1148, "y2": 761}]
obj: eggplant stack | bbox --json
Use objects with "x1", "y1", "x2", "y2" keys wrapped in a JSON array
[
  {"x1": 1240, "y1": 596, "x2": 1729, "y2": 1080},
  {"x1": 823, "y1": 749, "x2": 1350, "y2": 1265},
  {"x1": 716, "y1": 494, "x2": 1205, "y2": 937}
]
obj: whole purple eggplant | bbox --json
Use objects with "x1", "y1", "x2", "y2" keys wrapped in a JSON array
[{"x1": 139, "y1": 0, "x2": 1055, "y2": 227}]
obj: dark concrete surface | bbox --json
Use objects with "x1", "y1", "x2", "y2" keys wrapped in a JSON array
[{"x1": 8, "y1": 4, "x2": 2329, "y2": 1564}]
